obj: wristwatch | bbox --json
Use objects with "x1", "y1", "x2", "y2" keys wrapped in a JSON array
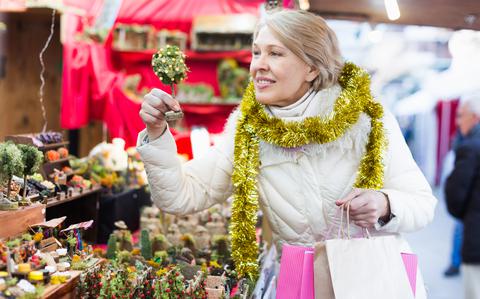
[{"x1": 378, "y1": 213, "x2": 395, "y2": 226}]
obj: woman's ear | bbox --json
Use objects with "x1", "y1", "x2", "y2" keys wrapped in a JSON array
[{"x1": 306, "y1": 65, "x2": 320, "y2": 82}]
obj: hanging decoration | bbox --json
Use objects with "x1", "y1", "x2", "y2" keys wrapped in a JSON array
[{"x1": 38, "y1": 9, "x2": 56, "y2": 132}]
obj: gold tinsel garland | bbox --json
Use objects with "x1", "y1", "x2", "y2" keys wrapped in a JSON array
[{"x1": 230, "y1": 62, "x2": 388, "y2": 279}]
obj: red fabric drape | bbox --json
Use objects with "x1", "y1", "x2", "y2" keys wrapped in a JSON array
[
  {"x1": 181, "y1": 103, "x2": 237, "y2": 133},
  {"x1": 61, "y1": 0, "x2": 262, "y2": 147},
  {"x1": 435, "y1": 99, "x2": 459, "y2": 185}
]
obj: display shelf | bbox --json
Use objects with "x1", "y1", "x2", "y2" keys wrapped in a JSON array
[
  {"x1": 43, "y1": 157, "x2": 69, "y2": 165},
  {"x1": 4, "y1": 134, "x2": 68, "y2": 152},
  {"x1": 180, "y1": 102, "x2": 238, "y2": 114},
  {"x1": 178, "y1": 102, "x2": 238, "y2": 134},
  {"x1": 0, "y1": 204, "x2": 45, "y2": 238},
  {"x1": 112, "y1": 49, "x2": 252, "y2": 64},
  {"x1": 97, "y1": 186, "x2": 151, "y2": 243},
  {"x1": 46, "y1": 187, "x2": 102, "y2": 243},
  {"x1": 45, "y1": 186, "x2": 102, "y2": 208},
  {"x1": 41, "y1": 270, "x2": 82, "y2": 299},
  {"x1": 39, "y1": 141, "x2": 69, "y2": 152},
  {"x1": 41, "y1": 259, "x2": 104, "y2": 299},
  {"x1": 42, "y1": 158, "x2": 70, "y2": 182}
]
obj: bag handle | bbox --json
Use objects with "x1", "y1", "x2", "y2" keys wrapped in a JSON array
[
  {"x1": 339, "y1": 200, "x2": 371, "y2": 240},
  {"x1": 323, "y1": 199, "x2": 372, "y2": 240}
]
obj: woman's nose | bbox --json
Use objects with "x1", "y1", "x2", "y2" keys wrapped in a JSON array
[{"x1": 251, "y1": 54, "x2": 269, "y2": 72}]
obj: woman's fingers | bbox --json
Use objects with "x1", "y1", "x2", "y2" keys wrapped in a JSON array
[
  {"x1": 150, "y1": 88, "x2": 181, "y2": 111},
  {"x1": 337, "y1": 189, "x2": 389, "y2": 228},
  {"x1": 336, "y1": 188, "x2": 362, "y2": 206},
  {"x1": 142, "y1": 101, "x2": 165, "y2": 120},
  {"x1": 139, "y1": 110, "x2": 160, "y2": 125}
]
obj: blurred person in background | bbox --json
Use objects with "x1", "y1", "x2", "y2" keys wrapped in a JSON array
[
  {"x1": 441, "y1": 149, "x2": 462, "y2": 277},
  {"x1": 446, "y1": 90, "x2": 480, "y2": 299}
]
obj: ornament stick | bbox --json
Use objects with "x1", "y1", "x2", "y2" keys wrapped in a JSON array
[{"x1": 170, "y1": 83, "x2": 175, "y2": 98}]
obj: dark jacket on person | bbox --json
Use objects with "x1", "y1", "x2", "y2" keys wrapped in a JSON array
[{"x1": 446, "y1": 124, "x2": 480, "y2": 264}]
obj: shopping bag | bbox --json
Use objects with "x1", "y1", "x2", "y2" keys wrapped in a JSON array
[
  {"x1": 326, "y1": 235, "x2": 414, "y2": 299},
  {"x1": 401, "y1": 253, "x2": 418, "y2": 296},
  {"x1": 276, "y1": 244, "x2": 314, "y2": 299},
  {"x1": 300, "y1": 250, "x2": 315, "y2": 299},
  {"x1": 325, "y1": 202, "x2": 415, "y2": 299},
  {"x1": 313, "y1": 242, "x2": 335, "y2": 299}
]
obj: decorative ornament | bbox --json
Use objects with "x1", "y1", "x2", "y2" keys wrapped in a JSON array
[
  {"x1": 152, "y1": 45, "x2": 189, "y2": 121},
  {"x1": 39, "y1": 9, "x2": 56, "y2": 132},
  {"x1": 151, "y1": 45, "x2": 188, "y2": 97},
  {"x1": 230, "y1": 62, "x2": 388, "y2": 279}
]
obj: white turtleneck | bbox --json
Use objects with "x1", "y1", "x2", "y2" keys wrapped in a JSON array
[{"x1": 266, "y1": 89, "x2": 318, "y2": 121}]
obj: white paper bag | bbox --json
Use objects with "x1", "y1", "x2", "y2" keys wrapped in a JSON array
[{"x1": 326, "y1": 235, "x2": 414, "y2": 299}]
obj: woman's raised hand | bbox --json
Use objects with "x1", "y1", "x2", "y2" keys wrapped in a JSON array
[{"x1": 139, "y1": 88, "x2": 181, "y2": 140}]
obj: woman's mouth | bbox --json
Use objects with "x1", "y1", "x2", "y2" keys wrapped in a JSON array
[{"x1": 255, "y1": 77, "x2": 276, "y2": 89}]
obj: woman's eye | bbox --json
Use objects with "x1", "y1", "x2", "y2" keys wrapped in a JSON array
[
  {"x1": 270, "y1": 52, "x2": 281, "y2": 56},
  {"x1": 252, "y1": 50, "x2": 260, "y2": 56}
]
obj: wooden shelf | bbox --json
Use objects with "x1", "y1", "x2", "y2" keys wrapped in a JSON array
[
  {"x1": 42, "y1": 259, "x2": 104, "y2": 299},
  {"x1": 43, "y1": 157, "x2": 69, "y2": 165},
  {"x1": 41, "y1": 270, "x2": 82, "y2": 299},
  {"x1": 4, "y1": 134, "x2": 68, "y2": 151},
  {"x1": 0, "y1": 204, "x2": 45, "y2": 238},
  {"x1": 39, "y1": 141, "x2": 69, "y2": 151},
  {"x1": 45, "y1": 186, "x2": 102, "y2": 208}
]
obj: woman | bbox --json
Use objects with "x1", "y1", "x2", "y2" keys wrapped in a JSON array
[{"x1": 138, "y1": 9, "x2": 436, "y2": 293}]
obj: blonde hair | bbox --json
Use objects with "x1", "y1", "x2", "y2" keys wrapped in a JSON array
[{"x1": 254, "y1": 10, "x2": 344, "y2": 91}]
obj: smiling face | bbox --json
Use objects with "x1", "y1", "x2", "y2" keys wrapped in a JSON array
[{"x1": 250, "y1": 26, "x2": 319, "y2": 107}]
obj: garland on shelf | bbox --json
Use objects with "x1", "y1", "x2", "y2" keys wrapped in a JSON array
[{"x1": 230, "y1": 62, "x2": 388, "y2": 279}]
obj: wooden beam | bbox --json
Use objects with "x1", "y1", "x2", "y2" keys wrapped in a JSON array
[{"x1": 309, "y1": 0, "x2": 480, "y2": 30}]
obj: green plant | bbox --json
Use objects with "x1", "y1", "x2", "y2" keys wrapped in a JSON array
[
  {"x1": 17, "y1": 144, "x2": 43, "y2": 201},
  {"x1": 22, "y1": 233, "x2": 32, "y2": 241},
  {"x1": 218, "y1": 58, "x2": 249, "y2": 100},
  {"x1": 106, "y1": 234, "x2": 118, "y2": 260},
  {"x1": 0, "y1": 141, "x2": 23, "y2": 200},
  {"x1": 155, "y1": 267, "x2": 186, "y2": 298},
  {"x1": 212, "y1": 235, "x2": 230, "y2": 264},
  {"x1": 117, "y1": 250, "x2": 132, "y2": 264},
  {"x1": 141, "y1": 229, "x2": 152, "y2": 260},
  {"x1": 154, "y1": 250, "x2": 168, "y2": 265}
]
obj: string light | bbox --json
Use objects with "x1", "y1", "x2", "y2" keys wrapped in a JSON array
[
  {"x1": 39, "y1": 9, "x2": 56, "y2": 132},
  {"x1": 384, "y1": 0, "x2": 400, "y2": 21},
  {"x1": 299, "y1": 0, "x2": 310, "y2": 11}
]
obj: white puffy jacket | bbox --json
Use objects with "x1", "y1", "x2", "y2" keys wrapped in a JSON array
[{"x1": 137, "y1": 84, "x2": 437, "y2": 251}]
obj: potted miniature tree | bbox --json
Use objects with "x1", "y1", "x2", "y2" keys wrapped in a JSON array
[
  {"x1": 17, "y1": 144, "x2": 43, "y2": 204},
  {"x1": 0, "y1": 142, "x2": 23, "y2": 210},
  {"x1": 106, "y1": 234, "x2": 118, "y2": 260},
  {"x1": 140, "y1": 229, "x2": 152, "y2": 261}
]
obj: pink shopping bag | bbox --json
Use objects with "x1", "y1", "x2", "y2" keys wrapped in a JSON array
[
  {"x1": 276, "y1": 244, "x2": 314, "y2": 299},
  {"x1": 401, "y1": 253, "x2": 418, "y2": 296}
]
